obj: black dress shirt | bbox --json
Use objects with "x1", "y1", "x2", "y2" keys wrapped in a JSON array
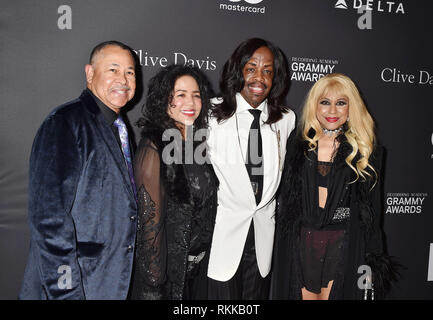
[{"x1": 86, "y1": 88, "x2": 122, "y2": 148}]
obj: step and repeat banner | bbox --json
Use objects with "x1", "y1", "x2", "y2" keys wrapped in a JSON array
[{"x1": 0, "y1": 0, "x2": 432, "y2": 299}]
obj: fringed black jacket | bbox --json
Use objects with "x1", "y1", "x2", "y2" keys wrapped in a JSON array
[{"x1": 271, "y1": 131, "x2": 399, "y2": 300}]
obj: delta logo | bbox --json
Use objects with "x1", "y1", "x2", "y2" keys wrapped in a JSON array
[{"x1": 334, "y1": 0, "x2": 405, "y2": 14}]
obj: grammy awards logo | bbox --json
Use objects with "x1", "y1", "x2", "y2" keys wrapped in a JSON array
[{"x1": 335, "y1": 0, "x2": 348, "y2": 9}]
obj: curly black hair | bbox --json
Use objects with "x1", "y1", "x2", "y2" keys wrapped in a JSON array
[
  {"x1": 212, "y1": 38, "x2": 289, "y2": 124},
  {"x1": 137, "y1": 64, "x2": 212, "y2": 134}
]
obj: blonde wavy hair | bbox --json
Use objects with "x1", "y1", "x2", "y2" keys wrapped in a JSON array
[{"x1": 301, "y1": 73, "x2": 377, "y2": 183}]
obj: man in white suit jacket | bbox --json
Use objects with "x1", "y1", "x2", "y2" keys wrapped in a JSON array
[{"x1": 207, "y1": 38, "x2": 296, "y2": 299}]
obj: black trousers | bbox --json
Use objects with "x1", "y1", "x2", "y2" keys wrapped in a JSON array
[{"x1": 207, "y1": 221, "x2": 270, "y2": 299}]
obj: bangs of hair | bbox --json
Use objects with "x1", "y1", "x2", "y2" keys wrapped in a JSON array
[{"x1": 319, "y1": 79, "x2": 349, "y2": 102}]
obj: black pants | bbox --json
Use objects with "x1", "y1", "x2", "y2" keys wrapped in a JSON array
[{"x1": 207, "y1": 221, "x2": 270, "y2": 299}]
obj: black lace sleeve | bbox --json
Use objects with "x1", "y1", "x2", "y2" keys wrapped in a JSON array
[{"x1": 131, "y1": 138, "x2": 167, "y2": 299}]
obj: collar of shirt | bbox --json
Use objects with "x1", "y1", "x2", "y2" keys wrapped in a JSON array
[
  {"x1": 235, "y1": 92, "x2": 268, "y2": 119},
  {"x1": 86, "y1": 88, "x2": 118, "y2": 125},
  {"x1": 232, "y1": 93, "x2": 268, "y2": 161}
]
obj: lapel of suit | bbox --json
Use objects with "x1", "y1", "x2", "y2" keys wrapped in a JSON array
[
  {"x1": 209, "y1": 115, "x2": 256, "y2": 208},
  {"x1": 80, "y1": 90, "x2": 136, "y2": 202}
]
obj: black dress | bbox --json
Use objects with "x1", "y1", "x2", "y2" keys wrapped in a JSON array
[
  {"x1": 299, "y1": 158, "x2": 350, "y2": 294},
  {"x1": 129, "y1": 130, "x2": 218, "y2": 300},
  {"x1": 271, "y1": 131, "x2": 399, "y2": 300}
]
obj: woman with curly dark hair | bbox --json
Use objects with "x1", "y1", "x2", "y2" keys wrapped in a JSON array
[{"x1": 129, "y1": 64, "x2": 219, "y2": 300}]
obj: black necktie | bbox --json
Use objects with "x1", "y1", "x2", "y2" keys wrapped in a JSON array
[{"x1": 246, "y1": 109, "x2": 263, "y2": 205}]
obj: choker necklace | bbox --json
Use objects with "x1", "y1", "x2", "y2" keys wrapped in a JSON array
[{"x1": 322, "y1": 126, "x2": 343, "y2": 136}]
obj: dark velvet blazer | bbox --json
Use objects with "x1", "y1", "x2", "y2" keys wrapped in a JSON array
[{"x1": 19, "y1": 90, "x2": 137, "y2": 299}]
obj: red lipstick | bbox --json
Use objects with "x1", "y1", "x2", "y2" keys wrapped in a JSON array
[
  {"x1": 326, "y1": 117, "x2": 339, "y2": 123},
  {"x1": 181, "y1": 110, "x2": 196, "y2": 117}
]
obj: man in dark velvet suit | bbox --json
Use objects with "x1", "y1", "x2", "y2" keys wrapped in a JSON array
[{"x1": 19, "y1": 41, "x2": 138, "y2": 299}]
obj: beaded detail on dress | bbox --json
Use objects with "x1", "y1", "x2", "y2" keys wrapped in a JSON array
[
  {"x1": 332, "y1": 207, "x2": 350, "y2": 222},
  {"x1": 136, "y1": 184, "x2": 162, "y2": 285},
  {"x1": 130, "y1": 184, "x2": 164, "y2": 300}
]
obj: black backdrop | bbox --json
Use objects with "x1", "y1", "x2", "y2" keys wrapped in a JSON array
[{"x1": 1, "y1": 0, "x2": 432, "y2": 300}]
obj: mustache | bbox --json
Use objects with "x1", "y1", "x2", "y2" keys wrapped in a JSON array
[{"x1": 246, "y1": 81, "x2": 267, "y2": 89}]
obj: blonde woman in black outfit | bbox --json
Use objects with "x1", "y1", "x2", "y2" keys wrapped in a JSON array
[{"x1": 271, "y1": 73, "x2": 399, "y2": 300}]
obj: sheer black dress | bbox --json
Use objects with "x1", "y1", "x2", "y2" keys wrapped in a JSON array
[
  {"x1": 129, "y1": 132, "x2": 218, "y2": 300},
  {"x1": 299, "y1": 156, "x2": 351, "y2": 294},
  {"x1": 271, "y1": 131, "x2": 399, "y2": 299}
]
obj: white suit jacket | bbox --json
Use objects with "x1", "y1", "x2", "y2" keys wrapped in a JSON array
[{"x1": 207, "y1": 94, "x2": 296, "y2": 281}]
